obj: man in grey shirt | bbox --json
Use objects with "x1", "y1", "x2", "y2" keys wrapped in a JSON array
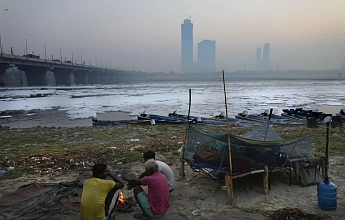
[{"x1": 138, "y1": 151, "x2": 175, "y2": 192}]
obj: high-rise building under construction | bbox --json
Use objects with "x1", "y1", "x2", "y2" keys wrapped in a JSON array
[
  {"x1": 256, "y1": 43, "x2": 270, "y2": 71},
  {"x1": 181, "y1": 18, "x2": 193, "y2": 73}
]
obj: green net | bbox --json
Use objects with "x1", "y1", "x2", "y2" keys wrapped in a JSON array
[{"x1": 184, "y1": 126, "x2": 314, "y2": 177}]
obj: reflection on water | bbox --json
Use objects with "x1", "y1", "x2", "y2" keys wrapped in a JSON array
[{"x1": 0, "y1": 79, "x2": 344, "y2": 120}]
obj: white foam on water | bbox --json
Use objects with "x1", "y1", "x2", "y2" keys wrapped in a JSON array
[{"x1": 1, "y1": 79, "x2": 344, "y2": 119}]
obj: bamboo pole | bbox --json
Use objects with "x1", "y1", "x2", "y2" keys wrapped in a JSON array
[
  {"x1": 264, "y1": 108, "x2": 273, "y2": 141},
  {"x1": 263, "y1": 165, "x2": 269, "y2": 194},
  {"x1": 180, "y1": 89, "x2": 192, "y2": 177},
  {"x1": 222, "y1": 70, "x2": 234, "y2": 205}
]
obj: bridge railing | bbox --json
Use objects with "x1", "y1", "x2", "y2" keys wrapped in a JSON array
[{"x1": 0, "y1": 53, "x2": 122, "y2": 72}]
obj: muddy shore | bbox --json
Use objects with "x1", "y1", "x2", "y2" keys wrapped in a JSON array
[
  {"x1": 0, "y1": 110, "x2": 344, "y2": 219},
  {"x1": 0, "y1": 109, "x2": 133, "y2": 128}
]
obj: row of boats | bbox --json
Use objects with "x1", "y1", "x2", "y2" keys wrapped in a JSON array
[
  {"x1": 92, "y1": 108, "x2": 345, "y2": 128},
  {"x1": 235, "y1": 108, "x2": 345, "y2": 128},
  {"x1": 92, "y1": 111, "x2": 252, "y2": 127}
]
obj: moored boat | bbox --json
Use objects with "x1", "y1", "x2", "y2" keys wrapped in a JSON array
[
  {"x1": 280, "y1": 108, "x2": 345, "y2": 127},
  {"x1": 92, "y1": 118, "x2": 152, "y2": 126},
  {"x1": 140, "y1": 111, "x2": 255, "y2": 127},
  {"x1": 236, "y1": 110, "x2": 304, "y2": 126}
]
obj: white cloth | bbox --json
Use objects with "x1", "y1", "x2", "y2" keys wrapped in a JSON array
[{"x1": 155, "y1": 160, "x2": 175, "y2": 191}]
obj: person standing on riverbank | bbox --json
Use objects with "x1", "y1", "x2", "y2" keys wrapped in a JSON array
[{"x1": 80, "y1": 163, "x2": 124, "y2": 220}]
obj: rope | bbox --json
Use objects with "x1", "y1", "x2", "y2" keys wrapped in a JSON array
[{"x1": 226, "y1": 197, "x2": 235, "y2": 205}]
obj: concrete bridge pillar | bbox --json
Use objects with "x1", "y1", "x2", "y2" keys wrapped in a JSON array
[
  {"x1": 99, "y1": 72, "x2": 109, "y2": 84},
  {"x1": 20, "y1": 66, "x2": 49, "y2": 86},
  {"x1": 74, "y1": 71, "x2": 89, "y2": 85},
  {"x1": 88, "y1": 71, "x2": 99, "y2": 84},
  {"x1": 114, "y1": 71, "x2": 126, "y2": 83},
  {"x1": 53, "y1": 68, "x2": 74, "y2": 86},
  {"x1": 119, "y1": 72, "x2": 126, "y2": 83},
  {"x1": 0, "y1": 64, "x2": 9, "y2": 87},
  {"x1": 107, "y1": 73, "x2": 115, "y2": 84}
]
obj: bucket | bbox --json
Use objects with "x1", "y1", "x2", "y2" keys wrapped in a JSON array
[{"x1": 317, "y1": 177, "x2": 337, "y2": 211}]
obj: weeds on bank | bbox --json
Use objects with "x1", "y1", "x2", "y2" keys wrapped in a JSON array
[
  {"x1": 0, "y1": 167, "x2": 34, "y2": 179},
  {"x1": 0, "y1": 124, "x2": 344, "y2": 179}
]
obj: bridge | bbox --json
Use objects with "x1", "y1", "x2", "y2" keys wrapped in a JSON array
[{"x1": 0, "y1": 53, "x2": 128, "y2": 86}]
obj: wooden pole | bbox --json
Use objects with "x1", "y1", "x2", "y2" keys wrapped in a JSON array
[
  {"x1": 264, "y1": 108, "x2": 273, "y2": 141},
  {"x1": 222, "y1": 70, "x2": 234, "y2": 204},
  {"x1": 181, "y1": 89, "x2": 192, "y2": 177},
  {"x1": 263, "y1": 165, "x2": 269, "y2": 194}
]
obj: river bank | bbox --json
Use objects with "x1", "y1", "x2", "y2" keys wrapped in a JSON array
[
  {"x1": 0, "y1": 109, "x2": 133, "y2": 128},
  {"x1": 0, "y1": 113, "x2": 344, "y2": 219}
]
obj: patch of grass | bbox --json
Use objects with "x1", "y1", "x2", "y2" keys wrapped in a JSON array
[
  {"x1": 100, "y1": 150, "x2": 143, "y2": 165},
  {"x1": 0, "y1": 167, "x2": 34, "y2": 179},
  {"x1": 0, "y1": 142, "x2": 92, "y2": 158},
  {"x1": 1, "y1": 123, "x2": 344, "y2": 180}
]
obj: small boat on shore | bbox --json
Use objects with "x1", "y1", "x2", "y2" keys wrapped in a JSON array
[
  {"x1": 280, "y1": 108, "x2": 345, "y2": 127},
  {"x1": 93, "y1": 110, "x2": 259, "y2": 127},
  {"x1": 140, "y1": 111, "x2": 256, "y2": 127},
  {"x1": 92, "y1": 118, "x2": 152, "y2": 126},
  {"x1": 168, "y1": 110, "x2": 238, "y2": 123},
  {"x1": 137, "y1": 113, "x2": 188, "y2": 124},
  {"x1": 236, "y1": 110, "x2": 304, "y2": 126}
]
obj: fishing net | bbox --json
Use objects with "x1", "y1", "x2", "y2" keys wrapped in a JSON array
[
  {"x1": 184, "y1": 126, "x2": 314, "y2": 177},
  {"x1": 242, "y1": 122, "x2": 283, "y2": 141}
]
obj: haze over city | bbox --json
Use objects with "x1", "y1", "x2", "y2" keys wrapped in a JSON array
[{"x1": 1, "y1": 0, "x2": 345, "y2": 73}]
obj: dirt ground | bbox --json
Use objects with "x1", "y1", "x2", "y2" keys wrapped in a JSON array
[
  {"x1": 0, "y1": 110, "x2": 344, "y2": 219},
  {"x1": 1, "y1": 152, "x2": 343, "y2": 220}
]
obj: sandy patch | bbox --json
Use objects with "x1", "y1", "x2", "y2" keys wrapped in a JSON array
[{"x1": 1, "y1": 154, "x2": 344, "y2": 220}]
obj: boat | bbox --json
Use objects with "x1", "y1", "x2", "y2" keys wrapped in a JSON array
[
  {"x1": 92, "y1": 118, "x2": 152, "y2": 126},
  {"x1": 136, "y1": 111, "x2": 189, "y2": 124},
  {"x1": 235, "y1": 110, "x2": 304, "y2": 126},
  {"x1": 139, "y1": 111, "x2": 255, "y2": 127},
  {"x1": 168, "y1": 110, "x2": 239, "y2": 123},
  {"x1": 281, "y1": 108, "x2": 345, "y2": 127},
  {"x1": 281, "y1": 108, "x2": 333, "y2": 121}
]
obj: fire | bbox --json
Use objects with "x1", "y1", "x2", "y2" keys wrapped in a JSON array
[{"x1": 118, "y1": 191, "x2": 125, "y2": 203}]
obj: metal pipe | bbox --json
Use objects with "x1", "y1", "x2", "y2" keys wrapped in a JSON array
[
  {"x1": 58, "y1": 48, "x2": 62, "y2": 63},
  {"x1": 42, "y1": 43, "x2": 46, "y2": 61},
  {"x1": 21, "y1": 38, "x2": 28, "y2": 59}
]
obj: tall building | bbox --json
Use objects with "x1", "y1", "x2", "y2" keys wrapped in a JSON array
[
  {"x1": 256, "y1": 43, "x2": 271, "y2": 71},
  {"x1": 256, "y1": 47, "x2": 261, "y2": 71},
  {"x1": 181, "y1": 18, "x2": 193, "y2": 73},
  {"x1": 197, "y1": 40, "x2": 216, "y2": 73},
  {"x1": 262, "y1": 43, "x2": 270, "y2": 70}
]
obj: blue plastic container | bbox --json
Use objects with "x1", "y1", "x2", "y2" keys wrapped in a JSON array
[{"x1": 317, "y1": 177, "x2": 337, "y2": 211}]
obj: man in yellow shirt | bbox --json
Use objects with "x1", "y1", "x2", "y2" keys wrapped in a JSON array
[{"x1": 80, "y1": 163, "x2": 124, "y2": 220}]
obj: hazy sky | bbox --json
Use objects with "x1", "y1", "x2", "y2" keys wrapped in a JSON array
[{"x1": 1, "y1": 0, "x2": 345, "y2": 72}]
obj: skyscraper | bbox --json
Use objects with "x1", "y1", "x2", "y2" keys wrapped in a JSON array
[
  {"x1": 198, "y1": 40, "x2": 216, "y2": 73},
  {"x1": 256, "y1": 47, "x2": 261, "y2": 71},
  {"x1": 256, "y1": 43, "x2": 271, "y2": 71},
  {"x1": 181, "y1": 18, "x2": 193, "y2": 73},
  {"x1": 262, "y1": 43, "x2": 270, "y2": 70}
]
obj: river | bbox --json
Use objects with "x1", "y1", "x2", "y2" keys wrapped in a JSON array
[{"x1": 0, "y1": 79, "x2": 344, "y2": 124}]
